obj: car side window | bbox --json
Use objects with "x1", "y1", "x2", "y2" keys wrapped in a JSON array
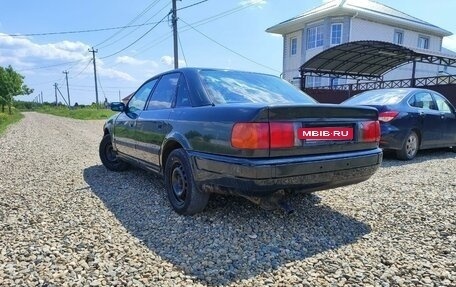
[
  {"x1": 433, "y1": 94, "x2": 453, "y2": 113},
  {"x1": 411, "y1": 92, "x2": 437, "y2": 110},
  {"x1": 175, "y1": 74, "x2": 192, "y2": 107},
  {"x1": 128, "y1": 79, "x2": 157, "y2": 113},
  {"x1": 147, "y1": 73, "x2": 180, "y2": 110}
]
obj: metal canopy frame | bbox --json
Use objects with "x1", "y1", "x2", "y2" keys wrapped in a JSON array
[{"x1": 299, "y1": 40, "x2": 456, "y2": 88}]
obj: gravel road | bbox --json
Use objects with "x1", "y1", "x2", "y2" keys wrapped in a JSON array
[{"x1": 0, "y1": 112, "x2": 455, "y2": 287}]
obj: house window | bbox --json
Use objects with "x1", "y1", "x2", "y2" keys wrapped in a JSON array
[
  {"x1": 394, "y1": 30, "x2": 404, "y2": 44},
  {"x1": 290, "y1": 37, "x2": 297, "y2": 55},
  {"x1": 418, "y1": 36, "x2": 429, "y2": 49},
  {"x1": 331, "y1": 23, "x2": 342, "y2": 45},
  {"x1": 307, "y1": 26, "x2": 324, "y2": 49}
]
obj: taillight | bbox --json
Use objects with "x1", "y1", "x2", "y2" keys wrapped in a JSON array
[
  {"x1": 360, "y1": 121, "x2": 380, "y2": 143},
  {"x1": 231, "y1": 122, "x2": 295, "y2": 149},
  {"x1": 231, "y1": 123, "x2": 269, "y2": 149},
  {"x1": 379, "y1": 111, "x2": 399, "y2": 122},
  {"x1": 270, "y1": 123, "x2": 294, "y2": 148}
]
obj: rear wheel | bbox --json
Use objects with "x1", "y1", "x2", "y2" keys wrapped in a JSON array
[
  {"x1": 396, "y1": 130, "x2": 419, "y2": 160},
  {"x1": 164, "y1": 148, "x2": 209, "y2": 215},
  {"x1": 99, "y1": 134, "x2": 129, "y2": 171}
]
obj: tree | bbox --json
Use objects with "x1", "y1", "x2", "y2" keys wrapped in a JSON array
[{"x1": 0, "y1": 65, "x2": 33, "y2": 114}]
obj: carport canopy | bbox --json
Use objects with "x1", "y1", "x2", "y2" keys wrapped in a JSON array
[{"x1": 300, "y1": 40, "x2": 456, "y2": 81}]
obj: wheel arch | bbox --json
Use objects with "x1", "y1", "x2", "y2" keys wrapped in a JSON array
[
  {"x1": 161, "y1": 133, "x2": 191, "y2": 172},
  {"x1": 411, "y1": 128, "x2": 421, "y2": 148}
]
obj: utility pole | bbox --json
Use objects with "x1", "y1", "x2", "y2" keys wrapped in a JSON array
[
  {"x1": 89, "y1": 47, "x2": 99, "y2": 106},
  {"x1": 54, "y1": 83, "x2": 58, "y2": 106},
  {"x1": 172, "y1": 0, "x2": 179, "y2": 69},
  {"x1": 63, "y1": 70, "x2": 71, "y2": 107},
  {"x1": 118, "y1": 90, "x2": 121, "y2": 102},
  {"x1": 41, "y1": 91, "x2": 43, "y2": 104}
]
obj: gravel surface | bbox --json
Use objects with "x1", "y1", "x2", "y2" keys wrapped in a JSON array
[{"x1": 0, "y1": 112, "x2": 455, "y2": 286}]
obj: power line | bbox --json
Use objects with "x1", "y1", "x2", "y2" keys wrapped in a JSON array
[
  {"x1": 1, "y1": 22, "x2": 166, "y2": 37},
  {"x1": 70, "y1": 59, "x2": 93, "y2": 79},
  {"x1": 94, "y1": 0, "x2": 165, "y2": 48},
  {"x1": 98, "y1": 1, "x2": 171, "y2": 50},
  {"x1": 97, "y1": 75, "x2": 107, "y2": 101},
  {"x1": 178, "y1": 33, "x2": 188, "y2": 66},
  {"x1": 177, "y1": 0, "x2": 208, "y2": 11},
  {"x1": 179, "y1": 18, "x2": 281, "y2": 73},
  {"x1": 100, "y1": 12, "x2": 171, "y2": 59},
  {"x1": 118, "y1": 1, "x2": 261, "y2": 59},
  {"x1": 17, "y1": 60, "x2": 81, "y2": 72}
]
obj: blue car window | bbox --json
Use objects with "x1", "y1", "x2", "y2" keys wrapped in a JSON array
[
  {"x1": 198, "y1": 70, "x2": 316, "y2": 105},
  {"x1": 128, "y1": 79, "x2": 158, "y2": 113},
  {"x1": 175, "y1": 74, "x2": 192, "y2": 107},
  {"x1": 343, "y1": 89, "x2": 408, "y2": 105},
  {"x1": 433, "y1": 94, "x2": 453, "y2": 113},
  {"x1": 147, "y1": 73, "x2": 180, "y2": 110},
  {"x1": 414, "y1": 92, "x2": 436, "y2": 110}
]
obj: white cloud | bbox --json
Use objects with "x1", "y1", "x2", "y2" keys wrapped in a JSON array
[
  {"x1": 160, "y1": 55, "x2": 186, "y2": 68},
  {"x1": 443, "y1": 35, "x2": 456, "y2": 52},
  {"x1": 160, "y1": 55, "x2": 174, "y2": 66},
  {"x1": 239, "y1": 0, "x2": 266, "y2": 7},
  {"x1": 115, "y1": 55, "x2": 159, "y2": 68},
  {"x1": 98, "y1": 66, "x2": 135, "y2": 82},
  {"x1": 0, "y1": 34, "x2": 90, "y2": 63},
  {"x1": 0, "y1": 33, "x2": 139, "y2": 82}
]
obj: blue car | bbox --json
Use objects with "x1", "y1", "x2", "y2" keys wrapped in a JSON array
[{"x1": 342, "y1": 88, "x2": 456, "y2": 160}]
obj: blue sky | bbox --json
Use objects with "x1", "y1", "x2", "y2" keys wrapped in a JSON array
[{"x1": 1, "y1": 0, "x2": 455, "y2": 104}]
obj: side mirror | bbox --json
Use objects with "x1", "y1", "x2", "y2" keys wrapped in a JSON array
[{"x1": 111, "y1": 102, "x2": 125, "y2": 112}]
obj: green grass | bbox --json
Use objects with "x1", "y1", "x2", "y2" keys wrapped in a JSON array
[
  {"x1": 0, "y1": 110, "x2": 24, "y2": 136},
  {"x1": 36, "y1": 106, "x2": 116, "y2": 120}
]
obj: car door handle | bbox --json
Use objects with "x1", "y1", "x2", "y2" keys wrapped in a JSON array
[{"x1": 419, "y1": 111, "x2": 425, "y2": 117}]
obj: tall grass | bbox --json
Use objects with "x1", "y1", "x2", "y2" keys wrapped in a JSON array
[
  {"x1": 36, "y1": 106, "x2": 116, "y2": 120},
  {"x1": 0, "y1": 109, "x2": 24, "y2": 135}
]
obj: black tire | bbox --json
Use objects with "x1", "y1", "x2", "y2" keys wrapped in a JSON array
[
  {"x1": 99, "y1": 134, "x2": 129, "y2": 171},
  {"x1": 396, "y1": 130, "x2": 419, "y2": 160},
  {"x1": 164, "y1": 148, "x2": 209, "y2": 215}
]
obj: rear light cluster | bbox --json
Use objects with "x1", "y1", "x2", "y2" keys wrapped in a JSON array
[
  {"x1": 360, "y1": 121, "x2": 381, "y2": 143},
  {"x1": 231, "y1": 122, "x2": 294, "y2": 149},
  {"x1": 379, "y1": 111, "x2": 399, "y2": 122}
]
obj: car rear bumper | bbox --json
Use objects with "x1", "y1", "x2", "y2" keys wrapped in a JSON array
[
  {"x1": 189, "y1": 149, "x2": 383, "y2": 197},
  {"x1": 379, "y1": 123, "x2": 408, "y2": 150}
]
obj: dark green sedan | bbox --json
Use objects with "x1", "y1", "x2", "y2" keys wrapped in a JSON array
[{"x1": 99, "y1": 68, "x2": 382, "y2": 215}]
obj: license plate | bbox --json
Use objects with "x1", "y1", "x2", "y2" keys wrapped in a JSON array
[{"x1": 298, "y1": 127, "x2": 353, "y2": 141}]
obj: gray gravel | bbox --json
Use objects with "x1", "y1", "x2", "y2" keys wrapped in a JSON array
[{"x1": 0, "y1": 112, "x2": 455, "y2": 286}]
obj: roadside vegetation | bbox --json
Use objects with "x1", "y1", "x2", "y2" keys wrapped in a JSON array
[
  {"x1": 0, "y1": 108, "x2": 23, "y2": 135},
  {"x1": 0, "y1": 65, "x2": 33, "y2": 135},
  {"x1": 35, "y1": 104, "x2": 116, "y2": 120}
]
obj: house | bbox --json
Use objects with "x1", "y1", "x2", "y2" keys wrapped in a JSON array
[{"x1": 266, "y1": 0, "x2": 453, "y2": 88}]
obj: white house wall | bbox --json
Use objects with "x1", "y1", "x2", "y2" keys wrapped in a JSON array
[
  {"x1": 282, "y1": 16, "x2": 446, "y2": 87},
  {"x1": 283, "y1": 31, "x2": 302, "y2": 85},
  {"x1": 350, "y1": 17, "x2": 442, "y2": 51},
  {"x1": 283, "y1": 16, "x2": 351, "y2": 86}
]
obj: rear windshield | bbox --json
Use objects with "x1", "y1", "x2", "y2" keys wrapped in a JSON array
[
  {"x1": 198, "y1": 70, "x2": 316, "y2": 105},
  {"x1": 343, "y1": 89, "x2": 410, "y2": 105}
]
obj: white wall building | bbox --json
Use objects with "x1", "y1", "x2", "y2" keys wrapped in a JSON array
[{"x1": 266, "y1": 0, "x2": 453, "y2": 88}]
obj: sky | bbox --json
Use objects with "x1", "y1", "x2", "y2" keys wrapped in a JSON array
[{"x1": 1, "y1": 0, "x2": 456, "y2": 105}]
